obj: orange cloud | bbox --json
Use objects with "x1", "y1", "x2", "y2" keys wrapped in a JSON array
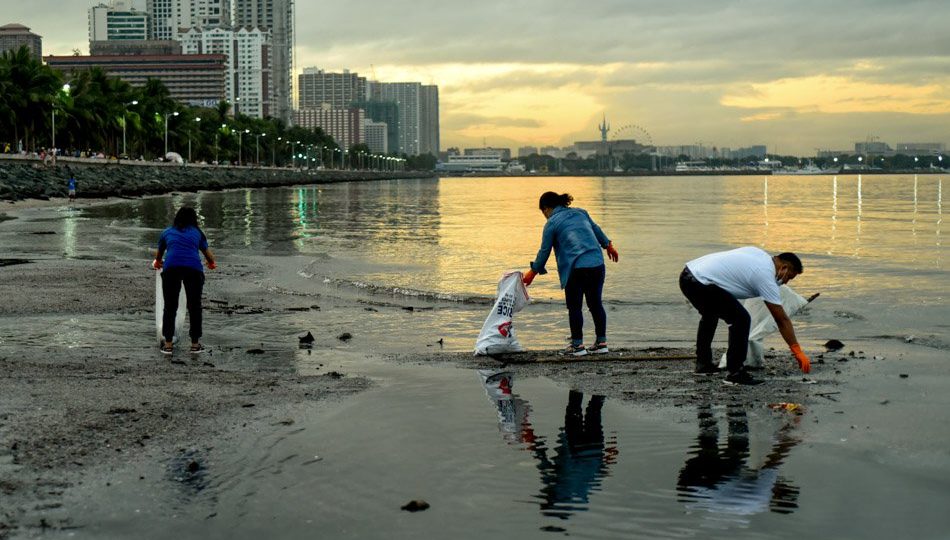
[{"x1": 722, "y1": 75, "x2": 950, "y2": 115}]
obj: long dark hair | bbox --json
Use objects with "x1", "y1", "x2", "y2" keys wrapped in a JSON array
[
  {"x1": 539, "y1": 192, "x2": 573, "y2": 210},
  {"x1": 173, "y1": 207, "x2": 200, "y2": 231}
]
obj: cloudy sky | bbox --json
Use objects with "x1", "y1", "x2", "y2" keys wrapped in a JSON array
[{"x1": 9, "y1": 0, "x2": 950, "y2": 154}]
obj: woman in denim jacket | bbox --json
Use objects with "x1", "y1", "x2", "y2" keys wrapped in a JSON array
[{"x1": 523, "y1": 192, "x2": 619, "y2": 356}]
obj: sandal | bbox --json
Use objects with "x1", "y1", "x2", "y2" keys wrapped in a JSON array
[{"x1": 190, "y1": 343, "x2": 207, "y2": 354}]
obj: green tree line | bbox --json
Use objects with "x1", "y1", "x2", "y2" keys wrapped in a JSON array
[{"x1": 0, "y1": 46, "x2": 411, "y2": 169}]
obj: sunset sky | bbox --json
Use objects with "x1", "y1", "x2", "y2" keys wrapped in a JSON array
[{"x1": 8, "y1": 0, "x2": 950, "y2": 154}]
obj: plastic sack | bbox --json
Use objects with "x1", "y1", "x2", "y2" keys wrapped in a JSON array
[
  {"x1": 474, "y1": 271, "x2": 530, "y2": 355},
  {"x1": 476, "y1": 369, "x2": 532, "y2": 444},
  {"x1": 719, "y1": 285, "x2": 809, "y2": 368},
  {"x1": 155, "y1": 270, "x2": 187, "y2": 346}
]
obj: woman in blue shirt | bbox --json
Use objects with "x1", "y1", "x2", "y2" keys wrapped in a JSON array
[
  {"x1": 523, "y1": 192, "x2": 619, "y2": 356},
  {"x1": 153, "y1": 207, "x2": 216, "y2": 354}
]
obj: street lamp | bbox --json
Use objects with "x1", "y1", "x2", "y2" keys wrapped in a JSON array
[
  {"x1": 50, "y1": 83, "x2": 71, "y2": 163},
  {"x1": 163, "y1": 111, "x2": 179, "y2": 158},
  {"x1": 238, "y1": 129, "x2": 249, "y2": 166},
  {"x1": 122, "y1": 99, "x2": 138, "y2": 159},
  {"x1": 255, "y1": 132, "x2": 264, "y2": 165},
  {"x1": 274, "y1": 136, "x2": 281, "y2": 166},
  {"x1": 188, "y1": 117, "x2": 201, "y2": 164}
]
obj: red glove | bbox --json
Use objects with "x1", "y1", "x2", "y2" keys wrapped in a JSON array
[
  {"x1": 790, "y1": 343, "x2": 811, "y2": 374},
  {"x1": 207, "y1": 260, "x2": 217, "y2": 270},
  {"x1": 152, "y1": 258, "x2": 163, "y2": 270},
  {"x1": 606, "y1": 242, "x2": 619, "y2": 263},
  {"x1": 522, "y1": 269, "x2": 537, "y2": 286}
]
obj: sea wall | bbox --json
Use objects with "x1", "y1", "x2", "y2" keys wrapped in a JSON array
[{"x1": 0, "y1": 157, "x2": 434, "y2": 201}]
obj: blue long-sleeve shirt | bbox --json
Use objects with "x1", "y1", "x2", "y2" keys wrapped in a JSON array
[{"x1": 529, "y1": 206, "x2": 610, "y2": 289}]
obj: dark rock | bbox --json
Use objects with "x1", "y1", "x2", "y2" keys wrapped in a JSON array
[
  {"x1": 401, "y1": 500, "x2": 430, "y2": 512},
  {"x1": 246, "y1": 348, "x2": 265, "y2": 354},
  {"x1": 899, "y1": 374, "x2": 909, "y2": 378},
  {"x1": 337, "y1": 332, "x2": 352, "y2": 342},
  {"x1": 298, "y1": 331, "x2": 315, "y2": 345},
  {"x1": 824, "y1": 339, "x2": 845, "y2": 351}
]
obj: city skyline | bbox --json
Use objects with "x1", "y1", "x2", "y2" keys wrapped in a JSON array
[{"x1": 6, "y1": 0, "x2": 949, "y2": 155}]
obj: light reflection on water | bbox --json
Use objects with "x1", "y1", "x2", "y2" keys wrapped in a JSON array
[{"x1": 70, "y1": 174, "x2": 948, "y2": 343}]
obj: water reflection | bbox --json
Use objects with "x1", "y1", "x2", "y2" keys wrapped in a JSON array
[
  {"x1": 477, "y1": 370, "x2": 617, "y2": 520},
  {"x1": 677, "y1": 403, "x2": 801, "y2": 525}
]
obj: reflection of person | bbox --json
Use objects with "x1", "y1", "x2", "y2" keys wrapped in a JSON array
[
  {"x1": 532, "y1": 390, "x2": 617, "y2": 519},
  {"x1": 153, "y1": 207, "x2": 217, "y2": 354},
  {"x1": 522, "y1": 192, "x2": 619, "y2": 356},
  {"x1": 678, "y1": 247, "x2": 811, "y2": 385},
  {"x1": 66, "y1": 167, "x2": 76, "y2": 201},
  {"x1": 677, "y1": 403, "x2": 801, "y2": 523},
  {"x1": 477, "y1": 372, "x2": 617, "y2": 520}
]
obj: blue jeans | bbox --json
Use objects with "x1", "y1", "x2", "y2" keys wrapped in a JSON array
[{"x1": 564, "y1": 265, "x2": 606, "y2": 346}]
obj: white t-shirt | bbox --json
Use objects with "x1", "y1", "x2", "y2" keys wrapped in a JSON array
[{"x1": 686, "y1": 247, "x2": 782, "y2": 304}]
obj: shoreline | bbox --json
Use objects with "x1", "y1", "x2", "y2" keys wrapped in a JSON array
[
  {"x1": 1, "y1": 184, "x2": 945, "y2": 537},
  {"x1": 0, "y1": 159, "x2": 434, "y2": 202}
]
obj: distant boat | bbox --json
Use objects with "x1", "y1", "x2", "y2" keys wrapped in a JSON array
[{"x1": 780, "y1": 164, "x2": 838, "y2": 175}]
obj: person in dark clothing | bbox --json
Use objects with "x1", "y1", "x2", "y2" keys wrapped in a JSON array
[{"x1": 153, "y1": 207, "x2": 216, "y2": 354}]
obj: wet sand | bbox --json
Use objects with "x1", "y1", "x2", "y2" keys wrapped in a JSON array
[{"x1": 0, "y1": 202, "x2": 371, "y2": 537}]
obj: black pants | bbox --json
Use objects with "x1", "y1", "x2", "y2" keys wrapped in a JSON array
[
  {"x1": 162, "y1": 267, "x2": 204, "y2": 343},
  {"x1": 564, "y1": 265, "x2": 607, "y2": 344},
  {"x1": 678, "y1": 267, "x2": 750, "y2": 373}
]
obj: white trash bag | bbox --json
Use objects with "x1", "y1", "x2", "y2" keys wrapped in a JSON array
[
  {"x1": 719, "y1": 285, "x2": 810, "y2": 369},
  {"x1": 474, "y1": 271, "x2": 530, "y2": 355},
  {"x1": 155, "y1": 270, "x2": 187, "y2": 346}
]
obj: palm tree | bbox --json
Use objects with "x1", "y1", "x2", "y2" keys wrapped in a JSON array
[{"x1": 1, "y1": 46, "x2": 62, "y2": 152}]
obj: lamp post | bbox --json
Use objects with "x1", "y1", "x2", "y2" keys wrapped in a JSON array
[
  {"x1": 238, "y1": 129, "x2": 249, "y2": 166},
  {"x1": 188, "y1": 117, "x2": 200, "y2": 164},
  {"x1": 163, "y1": 111, "x2": 179, "y2": 158},
  {"x1": 274, "y1": 136, "x2": 280, "y2": 166},
  {"x1": 255, "y1": 133, "x2": 265, "y2": 165},
  {"x1": 50, "y1": 83, "x2": 71, "y2": 163},
  {"x1": 122, "y1": 99, "x2": 138, "y2": 159}
]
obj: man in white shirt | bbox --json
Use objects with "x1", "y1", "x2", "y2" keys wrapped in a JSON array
[{"x1": 678, "y1": 247, "x2": 811, "y2": 386}]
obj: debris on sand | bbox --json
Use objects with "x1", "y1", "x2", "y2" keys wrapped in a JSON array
[
  {"x1": 298, "y1": 331, "x2": 315, "y2": 348},
  {"x1": 337, "y1": 332, "x2": 352, "y2": 342},
  {"x1": 824, "y1": 339, "x2": 845, "y2": 351},
  {"x1": 401, "y1": 500, "x2": 430, "y2": 512}
]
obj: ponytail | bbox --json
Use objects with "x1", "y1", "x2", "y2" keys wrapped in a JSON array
[{"x1": 539, "y1": 192, "x2": 573, "y2": 211}]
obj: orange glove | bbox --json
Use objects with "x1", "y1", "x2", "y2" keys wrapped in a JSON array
[
  {"x1": 606, "y1": 242, "x2": 619, "y2": 263},
  {"x1": 790, "y1": 343, "x2": 811, "y2": 374},
  {"x1": 152, "y1": 258, "x2": 163, "y2": 270},
  {"x1": 522, "y1": 269, "x2": 537, "y2": 286},
  {"x1": 207, "y1": 260, "x2": 217, "y2": 270}
]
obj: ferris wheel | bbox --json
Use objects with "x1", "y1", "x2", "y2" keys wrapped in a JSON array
[{"x1": 611, "y1": 124, "x2": 654, "y2": 147}]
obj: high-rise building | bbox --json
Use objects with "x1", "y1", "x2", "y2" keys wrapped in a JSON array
[
  {"x1": 353, "y1": 100, "x2": 399, "y2": 155},
  {"x1": 147, "y1": 0, "x2": 231, "y2": 40},
  {"x1": 179, "y1": 26, "x2": 270, "y2": 117},
  {"x1": 233, "y1": 0, "x2": 292, "y2": 124},
  {"x1": 90, "y1": 1, "x2": 149, "y2": 43},
  {"x1": 293, "y1": 106, "x2": 364, "y2": 150},
  {"x1": 45, "y1": 53, "x2": 227, "y2": 105},
  {"x1": 419, "y1": 85, "x2": 439, "y2": 156},
  {"x1": 0, "y1": 23, "x2": 42, "y2": 59},
  {"x1": 297, "y1": 68, "x2": 366, "y2": 109},
  {"x1": 363, "y1": 119, "x2": 388, "y2": 154},
  {"x1": 368, "y1": 81, "x2": 421, "y2": 155},
  {"x1": 518, "y1": 146, "x2": 539, "y2": 157}
]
